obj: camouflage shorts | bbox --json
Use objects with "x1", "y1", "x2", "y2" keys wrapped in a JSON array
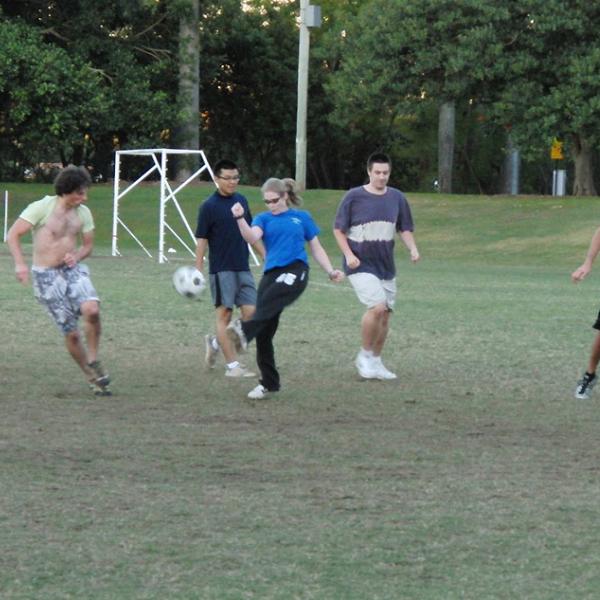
[{"x1": 32, "y1": 263, "x2": 99, "y2": 334}]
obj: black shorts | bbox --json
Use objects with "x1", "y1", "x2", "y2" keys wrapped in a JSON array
[{"x1": 593, "y1": 310, "x2": 600, "y2": 330}]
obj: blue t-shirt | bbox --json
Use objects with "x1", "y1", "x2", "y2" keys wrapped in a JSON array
[
  {"x1": 334, "y1": 186, "x2": 414, "y2": 279},
  {"x1": 252, "y1": 209, "x2": 320, "y2": 272},
  {"x1": 195, "y1": 191, "x2": 252, "y2": 273}
]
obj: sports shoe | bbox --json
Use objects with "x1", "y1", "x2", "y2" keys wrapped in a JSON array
[
  {"x1": 247, "y1": 384, "x2": 268, "y2": 399},
  {"x1": 225, "y1": 364, "x2": 256, "y2": 378},
  {"x1": 204, "y1": 334, "x2": 219, "y2": 369},
  {"x1": 355, "y1": 353, "x2": 378, "y2": 379},
  {"x1": 89, "y1": 381, "x2": 112, "y2": 397},
  {"x1": 372, "y1": 357, "x2": 397, "y2": 380},
  {"x1": 575, "y1": 372, "x2": 597, "y2": 399},
  {"x1": 226, "y1": 318, "x2": 248, "y2": 353},
  {"x1": 88, "y1": 360, "x2": 110, "y2": 387}
]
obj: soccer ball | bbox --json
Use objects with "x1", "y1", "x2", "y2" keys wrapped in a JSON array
[{"x1": 172, "y1": 266, "x2": 206, "y2": 300}]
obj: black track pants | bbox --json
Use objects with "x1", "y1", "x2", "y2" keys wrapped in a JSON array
[{"x1": 241, "y1": 260, "x2": 309, "y2": 391}]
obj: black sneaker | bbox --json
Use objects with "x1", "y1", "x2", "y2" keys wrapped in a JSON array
[
  {"x1": 88, "y1": 360, "x2": 110, "y2": 387},
  {"x1": 575, "y1": 372, "x2": 596, "y2": 400},
  {"x1": 89, "y1": 381, "x2": 112, "y2": 397},
  {"x1": 88, "y1": 360, "x2": 111, "y2": 396}
]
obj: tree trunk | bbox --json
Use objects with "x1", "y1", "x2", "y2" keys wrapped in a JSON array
[
  {"x1": 438, "y1": 100, "x2": 455, "y2": 193},
  {"x1": 502, "y1": 134, "x2": 520, "y2": 195},
  {"x1": 572, "y1": 134, "x2": 597, "y2": 196},
  {"x1": 176, "y1": 0, "x2": 200, "y2": 182}
]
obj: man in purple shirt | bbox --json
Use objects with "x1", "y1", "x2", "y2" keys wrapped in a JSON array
[{"x1": 334, "y1": 152, "x2": 420, "y2": 380}]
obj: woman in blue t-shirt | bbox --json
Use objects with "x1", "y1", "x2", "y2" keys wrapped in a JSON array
[{"x1": 231, "y1": 177, "x2": 344, "y2": 399}]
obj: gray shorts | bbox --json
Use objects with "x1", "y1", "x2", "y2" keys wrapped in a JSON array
[
  {"x1": 348, "y1": 272, "x2": 396, "y2": 310},
  {"x1": 32, "y1": 263, "x2": 99, "y2": 334},
  {"x1": 209, "y1": 270, "x2": 257, "y2": 309}
]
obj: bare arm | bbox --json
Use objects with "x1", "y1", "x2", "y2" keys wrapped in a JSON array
[
  {"x1": 7, "y1": 218, "x2": 33, "y2": 284},
  {"x1": 333, "y1": 228, "x2": 360, "y2": 269},
  {"x1": 308, "y1": 237, "x2": 344, "y2": 282},
  {"x1": 231, "y1": 202, "x2": 263, "y2": 244},
  {"x1": 252, "y1": 239, "x2": 266, "y2": 261},
  {"x1": 572, "y1": 227, "x2": 600, "y2": 282},
  {"x1": 195, "y1": 237, "x2": 208, "y2": 272},
  {"x1": 399, "y1": 230, "x2": 420, "y2": 263}
]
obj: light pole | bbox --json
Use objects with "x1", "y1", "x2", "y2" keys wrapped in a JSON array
[{"x1": 295, "y1": 1, "x2": 321, "y2": 191}]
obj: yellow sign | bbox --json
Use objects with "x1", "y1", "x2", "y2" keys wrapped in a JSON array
[{"x1": 551, "y1": 138, "x2": 564, "y2": 160}]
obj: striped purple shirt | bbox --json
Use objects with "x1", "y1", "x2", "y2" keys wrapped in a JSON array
[{"x1": 334, "y1": 186, "x2": 414, "y2": 279}]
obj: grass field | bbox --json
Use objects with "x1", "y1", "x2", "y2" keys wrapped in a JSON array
[{"x1": 3, "y1": 182, "x2": 600, "y2": 598}]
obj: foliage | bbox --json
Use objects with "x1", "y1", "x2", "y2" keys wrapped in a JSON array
[
  {"x1": 0, "y1": 0, "x2": 181, "y2": 178},
  {"x1": 473, "y1": 1, "x2": 600, "y2": 194},
  {"x1": 325, "y1": 0, "x2": 515, "y2": 192},
  {"x1": 197, "y1": 0, "x2": 299, "y2": 183},
  {"x1": 0, "y1": 20, "x2": 108, "y2": 179},
  {"x1": 2, "y1": 1, "x2": 600, "y2": 193},
  {"x1": 491, "y1": 2, "x2": 600, "y2": 154}
]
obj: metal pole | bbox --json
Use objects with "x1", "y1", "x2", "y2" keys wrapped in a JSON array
[
  {"x1": 112, "y1": 153, "x2": 121, "y2": 256},
  {"x1": 159, "y1": 150, "x2": 168, "y2": 264},
  {"x1": 3, "y1": 190, "x2": 8, "y2": 242},
  {"x1": 295, "y1": 0, "x2": 309, "y2": 191}
]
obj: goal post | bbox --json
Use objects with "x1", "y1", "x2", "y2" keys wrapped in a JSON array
[{"x1": 111, "y1": 148, "x2": 259, "y2": 266}]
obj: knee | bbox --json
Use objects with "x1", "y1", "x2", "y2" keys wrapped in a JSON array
[
  {"x1": 240, "y1": 305, "x2": 255, "y2": 321},
  {"x1": 369, "y1": 303, "x2": 389, "y2": 319},
  {"x1": 216, "y1": 308, "x2": 233, "y2": 327},
  {"x1": 65, "y1": 329, "x2": 81, "y2": 344},
  {"x1": 81, "y1": 301, "x2": 100, "y2": 321}
]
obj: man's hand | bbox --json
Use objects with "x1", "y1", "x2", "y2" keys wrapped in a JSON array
[
  {"x1": 345, "y1": 253, "x2": 360, "y2": 269},
  {"x1": 410, "y1": 248, "x2": 420, "y2": 263},
  {"x1": 572, "y1": 263, "x2": 591, "y2": 283},
  {"x1": 15, "y1": 264, "x2": 29, "y2": 284},
  {"x1": 63, "y1": 252, "x2": 78, "y2": 268}
]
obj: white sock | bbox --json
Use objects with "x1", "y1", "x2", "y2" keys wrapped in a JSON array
[
  {"x1": 361, "y1": 348, "x2": 374, "y2": 358},
  {"x1": 227, "y1": 361, "x2": 240, "y2": 370},
  {"x1": 211, "y1": 337, "x2": 220, "y2": 351}
]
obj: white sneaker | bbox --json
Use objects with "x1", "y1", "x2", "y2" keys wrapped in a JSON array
[
  {"x1": 225, "y1": 364, "x2": 256, "y2": 378},
  {"x1": 204, "y1": 334, "x2": 219, "y2": 369},
  {"x1": 355, "y1": 353, "x2": 378, "y2": 379},
  {"x1": 372, "y1": 357, "x2": 397, "y2": 380},
  {"x1": 247, "y1": 384, "x2": 268, "y2": 399},
  {"x1": 226, "y1": 318, "x2": 248, "y2": 353}
]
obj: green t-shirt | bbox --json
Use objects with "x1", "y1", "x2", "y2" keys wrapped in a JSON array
[{"x1": 19, "y1": 195, "x2": 95, "y2": 233}]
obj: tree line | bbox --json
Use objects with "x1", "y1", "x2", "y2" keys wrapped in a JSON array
[{"x1": 1, "y1": 0, "x2": 599, "y2": 194}]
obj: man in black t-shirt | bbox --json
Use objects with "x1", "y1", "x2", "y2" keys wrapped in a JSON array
[{"x1": 195, "y1": 159, "x2": 263, "y2": 377}]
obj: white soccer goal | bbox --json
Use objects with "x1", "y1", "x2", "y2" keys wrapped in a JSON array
[
  {"x1": 112, "y1": 148, "x2": 260, "y2": 267},
  {"x1": 112, "y1": 148, "x2": 212, "y2": 263}
]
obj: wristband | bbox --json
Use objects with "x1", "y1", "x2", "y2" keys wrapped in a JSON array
[{"x1": 235, "y1": 214, "x2": 245, "y2": 220}]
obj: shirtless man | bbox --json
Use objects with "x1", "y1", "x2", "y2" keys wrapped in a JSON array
[{"x1": 7, "y1": 165, "x2": 111, "y2": 396}]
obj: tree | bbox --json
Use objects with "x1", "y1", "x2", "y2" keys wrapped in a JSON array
[
  {"x1": 491, "y1": 1, "x2": 600, "y2": 195},
  {"x1": 197, "y1": 0, "x2": 299, "y2": 182},
  {"x1": 0, "y1": 19, "x2": 108, "y2": 178},
  {"x1": 327, "y1": 0, "x2": 513, "y2": 192},
  {"x1": 1, "y1": 0, "x2": 180, "y2": 178},
  {"x1": 176, "y1": 0, "x2": 200, "y2": 181}
]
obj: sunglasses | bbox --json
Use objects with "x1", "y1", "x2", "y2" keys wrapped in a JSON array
[{"x1": 264, "y1": 196, "x2": 281, "y2": 205}]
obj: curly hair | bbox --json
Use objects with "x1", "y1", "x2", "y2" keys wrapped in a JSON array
[{"x1": 54, "y1": 166, "x2": 92, "y2": 196}]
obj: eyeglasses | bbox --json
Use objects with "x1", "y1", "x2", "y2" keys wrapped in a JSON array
[
  {"x1": 217, "y1": 175, "x2": 240, "y2": 182},
  {"x1": 264, "y1": 196, "x2": 281, "y2": 205}
]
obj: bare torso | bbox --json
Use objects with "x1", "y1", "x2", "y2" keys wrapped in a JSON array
[{"x1": 32, "y1": 204, "x2": 83, "y2": 267}]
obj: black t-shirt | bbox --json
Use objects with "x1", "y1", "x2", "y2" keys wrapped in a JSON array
[{"x1": 195, "y1": 191, "x2": 253, "y2": 273}]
